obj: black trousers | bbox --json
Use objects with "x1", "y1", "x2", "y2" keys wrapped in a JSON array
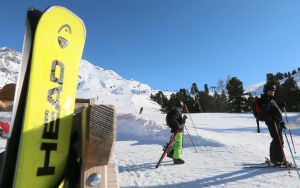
[{"x1": 266, "y1": 121, "x2": 284, "y2": 163}]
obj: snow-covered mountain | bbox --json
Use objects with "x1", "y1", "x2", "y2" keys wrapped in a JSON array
[
  {"x1": 0, "y1": 47, "x2": 21, "y2": 88},
  {"x1": 246, "y1": 72, "x2": 300, "y2": 96},
  {"x1": 77, "y1": 60, "x2": 151, "y2": 97},
  {"x1": 0, "y1": 47, "x2": 152, "y2": 96}
]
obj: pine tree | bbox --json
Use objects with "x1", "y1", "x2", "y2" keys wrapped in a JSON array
[
  {"x1": 191, "y1": 83, "x2": 199, "y2": 94},
  {"x1": 275, "y1": 72, "x2": 284, "y2": 80},
  {"x1": 150, "y1": 91, "x2": 169, "y2": 112},
  {"x1": 220, "y1": 90, "x2": 229, "y2": 112},
  {"x1": 279, "y1": 77, "x2": 299, "y2": 111},
  {"x1": 226, "y1": 77, "x2": 245, "y2": 112},
  {"x1": 204, "y1": 84, "x2": 209, "y2": 94}
]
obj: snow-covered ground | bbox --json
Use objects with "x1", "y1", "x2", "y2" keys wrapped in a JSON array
[
  {"x1": 1, "y1": 94, "x2": 300, "y2": 187},
  {"x1": 1, "y1": 45, "x2": 300, "y2": 187},
  {"x1": 107, "y1": 95, "x2": 300, "y2": 188}
]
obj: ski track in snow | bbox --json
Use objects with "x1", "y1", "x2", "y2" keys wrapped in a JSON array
[{"x1": 1, "y1": 95, "x2": 300, "y2": 187}]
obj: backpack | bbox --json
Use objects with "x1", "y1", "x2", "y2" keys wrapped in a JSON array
[
  {"x1": 166, "y1": 109, "x2": 178, "y2": 128},
  {"x1": 252, "y1": 96, "x2": 266, "y2": 121}
]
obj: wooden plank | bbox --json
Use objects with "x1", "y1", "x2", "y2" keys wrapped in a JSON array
[
  {"x1": 80, "y1": 105, "x2": 116, "y2": 188},
  {"x1": 107, "y1": 163, "x2": 119, "y2": 188}
]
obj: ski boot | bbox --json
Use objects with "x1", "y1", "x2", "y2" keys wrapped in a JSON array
[{"x1": 173, "y1": 158, "x2": 185, "y2": 165}]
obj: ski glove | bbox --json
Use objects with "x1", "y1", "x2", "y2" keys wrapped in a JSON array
[{"x1": 179, "y1": 115, "x2": 187, "y2": 125}]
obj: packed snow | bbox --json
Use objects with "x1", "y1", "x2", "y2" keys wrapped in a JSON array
[
  {"x1": 105, "y1": 94, "x2": 300, "y2": 188},
  {"x1": 1, "y1": 47, "x2": 300, "y2": 187},
  {"x1": 2, "y1": 93, "x2": 300, "y2": 187}
]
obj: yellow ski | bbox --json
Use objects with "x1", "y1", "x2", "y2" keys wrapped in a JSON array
[{"x1": 14, "y1": 6, "x2": 86, "y2": 187}]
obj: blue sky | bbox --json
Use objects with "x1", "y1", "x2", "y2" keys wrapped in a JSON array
[{"x1": 1, "y1": 1, "x2": 300, "y2": 91}]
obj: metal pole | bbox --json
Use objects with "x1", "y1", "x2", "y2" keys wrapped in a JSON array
[
  {"x1": 284, "y1": 129, "x2": 300, "y2": 180},
  {"x1": 184, "y1": 105, "x2": 202, "y2": 144},
  {"x1": 283, "y1": 106, "x2": 297, "y2": 154},
  {"x1": 183, "y1": 124, "x2": 197, "y2": 152}
]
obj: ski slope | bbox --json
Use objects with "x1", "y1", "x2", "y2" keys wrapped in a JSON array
[
  {"x1": 100, "y1": 94, "x2": 300, "y2": 188},
  {"x1": 1, "y1": 94, "x2": 300, "y2": 187},
  {"x1": 51, "y1": 93, "x2": 300, "y2": 187}
]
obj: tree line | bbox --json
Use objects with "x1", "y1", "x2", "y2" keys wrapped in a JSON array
[{"x1": 150, "y1": 68, "x2": 300, "y2": 113}]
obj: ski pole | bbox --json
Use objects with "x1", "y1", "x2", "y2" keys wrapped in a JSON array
[
  {"x1": 184, "y1": 105, "x2": 201, "y2": 144},
  {"x1": 283, "y1": 107, "x2": 297, "y2": 154},
  {"x1": 256, "y1": 119, "x2": 260, "y2": 133},
  {"x1": 283, "y1": 129, "x2": 300, "y2": 180},
  {"x1": 274, "y1": 124, "x2": 291, "y2": 174},
  {"x1": 289, "y1": 129, "x2": 297, "y2": 154},
  {"x1": 183, "y1": 124, "x2": 197, "y2": 152},
  {"x1": 156, "y1": 130, "x2": 179, "y2": 168}
]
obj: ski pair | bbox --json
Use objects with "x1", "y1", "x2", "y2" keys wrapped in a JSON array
[
  {"x1": 0, "y1": 6, "x2": 86, "y2": 188},
  {"x1": 155, "y1": 129, "x2": 179, "y2": 168}
]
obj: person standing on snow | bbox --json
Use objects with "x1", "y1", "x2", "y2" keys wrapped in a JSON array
[
  {"x1": 261, "y1": 83, "x2": 289, "y2": 166},
  {"x1": 166, "y1": 101, "x2": 187, "y2": 164}
]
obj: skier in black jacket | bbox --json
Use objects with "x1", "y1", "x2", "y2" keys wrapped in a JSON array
[
  {"x1": 166, "y1": 101, "x2": 187, "y2": 164},
  {"x1": 261, "y1": 83, "x2": 288, "y2": 166}
]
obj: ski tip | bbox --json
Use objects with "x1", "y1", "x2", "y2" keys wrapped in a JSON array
[{"x1": 44, "y1": 6, "x2": 87, "y2": 39}]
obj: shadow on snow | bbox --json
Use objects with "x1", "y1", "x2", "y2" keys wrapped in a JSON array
[{"x1": 122, "y1": 167, "x2": 284, "y2": 188}]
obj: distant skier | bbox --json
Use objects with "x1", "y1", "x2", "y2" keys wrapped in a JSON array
[
  {"x1": 261, "y1": 83, "x2": 289, "y2": 166},
  {"x1": 165, "y1": 101, "x2": 187, "y2": 164},
  {"x1": 139, "y1": 107, "x2": 143, "y2": 114}
]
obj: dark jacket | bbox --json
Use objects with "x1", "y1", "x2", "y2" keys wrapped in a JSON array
[
  {"x1": 166, "y1": 107, "x2": 185, "y2": 133},
  {"x1": 260, "y1": 94, "x2": 283, "y2": 124}
]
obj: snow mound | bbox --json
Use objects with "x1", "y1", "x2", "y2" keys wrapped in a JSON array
[{"x1": 117, "y1": 113, "x2": 223, "y2": 148}]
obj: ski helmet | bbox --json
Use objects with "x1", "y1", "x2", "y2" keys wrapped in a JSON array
[
  {"x1": 263, "y1": 83, "x2": 276, "y2": 93},
  {"x1": 176, "y1": 101, "x2": 184, "y2": 108}
]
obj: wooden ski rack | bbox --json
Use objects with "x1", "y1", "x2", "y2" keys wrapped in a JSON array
[{"x1": 74, "y1": 99, "x2": 119, "y2": 188}]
